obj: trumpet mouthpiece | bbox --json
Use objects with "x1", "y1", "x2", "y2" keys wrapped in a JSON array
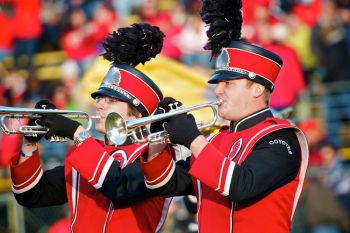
[{"x1": 216, "y1": 99, "x2": 223, "y2": 106}]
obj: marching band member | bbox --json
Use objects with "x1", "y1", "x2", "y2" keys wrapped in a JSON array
[
  {"x1": 141, "y1": 0, "x2": 309, "y2": 232},
  {"x1": 10, "y1": 23, "x2": 171, "y2": 233}
]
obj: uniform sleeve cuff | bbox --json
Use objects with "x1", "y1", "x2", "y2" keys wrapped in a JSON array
[
  {"x1": 11, "y1": 151, "x2": 43, "y2": 194},
  {"x1": 141, "y1": 146, "x2": 175, "y2": 189},
  {"x1": 189, "y1": 143, "x2": 235, "y2": 195}
]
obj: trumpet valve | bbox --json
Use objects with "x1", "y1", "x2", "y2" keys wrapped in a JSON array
[
  {"x1": 168, "y1": 102, "x2": 182, "y2": 111},
  {"x1": 25, "y1": 132, "x2": 38, "y2": 137}
]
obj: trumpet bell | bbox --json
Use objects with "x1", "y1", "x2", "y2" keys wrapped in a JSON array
[{"x1": 106, "y1": 112, "x2": 128, "y2": 145}]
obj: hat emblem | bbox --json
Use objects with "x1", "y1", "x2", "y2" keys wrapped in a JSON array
[
  {"x1": 216, "y1": 48, "x2": 229, "y2": 68},
  {"x1": 102, "y1": 66, "x2": 122, "y2": 87}
]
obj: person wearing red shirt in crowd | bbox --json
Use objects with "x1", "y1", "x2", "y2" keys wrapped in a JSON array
[
  {"x1": 253, "y1": 20, "x2": 306, "y2": 110},
  {"x1": 298, "y1": 118, "x2": 327, "y2": 167},
  {"x1": 11, "y1": 0, "x2": 42, "y2": 69},
  {"x1": 10, "y1": 23, "x2": 171, "y2": 233},
  {"x1": 141, "y1": 1, "x2": 309, "y2": 232},
  {"x1": 241, "y1": 0, "x2": 272, "y2": 25},
  {"x1": 292, "y1": 0, "x2": 322, "y2": 27},
  {"x1": 89, "y1": 2, "x2": 118, "y2": 52},
  {"x1": 138, "y1": 0, "x2": 184, "y2": 60},
  {"x1": 61, "y1": 8, "x2": 98, "y2": 75},
  {"x1": 0, "y1": 3, "x2": 14, "y2": 61}
]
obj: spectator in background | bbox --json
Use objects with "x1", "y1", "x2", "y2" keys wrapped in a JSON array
[
  {"x1": 293, "y1": 139, "x2": 350, "y2": 233},
  {"x1": 165, "y1": 196, "x2": 198, "y2": 233},
  {"x1": 291, "y1": 0, "x2": 322, "y2": 27},
  {"x1": 177, "y1": 13, "x2": 211, "y2": 73},
  {"x1": 59, "y1": 60, "x2": 82, "y2": 109},
  {"x1": 112, "y1": 0, "x2": 145, "y2": 23},
  {"x1": 63, "y1": 0, "x2": 100, "y2": 19},
  {"x1": 90, "y1": 2, "x2": 118, "y2": 53},
  {"x1": 336, "y1": 0, "x2": 350, "y2": 45},
  {"x1": 40, "y1": 1, "x2": 65, "y2": 51},
  {"x1": 301, "y1": 166, "x2": 350, "y2": 233},
  {"x1": 320, "y1": 143, "x2": 350, "y2": 215},
  {"x1": 0, "y1": 81, "x2": 12, "y2": 107},
  {"x1": 3, "y1": 70, "x2": 27, "y2": 105},
  {"x1": 284, "y1": 13, "x2": 317, "y2": 79},
  {"x1": 298, "y1": 118, "x2": 327, "y2": 167},
  {"x1": 12, "y1": 0, "x2": 42, "y2": 70},
  {"x1": 252, "y1": 11, "x2": 306, "y2": 111},
  {"x1": 61, "y1": 8, "x2": 98, "y2": 75},
  {"x1": 23, "y1": 70, "x2": 42, "y2": 103},
  {"x1": 241, "y1": 0, "x2": 270, "y2": 26},
  {"x1": 139, "y1": 0, "x2": 185, "y2": 60},
  {"x1": 0, "y1": 3, "x2": 14, "y2": 62},
  {"x1": 311, "y1": 0, "x2": 350, "y2": 148}
]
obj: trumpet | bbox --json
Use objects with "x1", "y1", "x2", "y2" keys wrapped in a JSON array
[
  {"x1": 105, "y1": 100, "x2": 221, "y2": 145},
  {"x1": 0, "y1": 106, "x2": 99, "y2": 141}
]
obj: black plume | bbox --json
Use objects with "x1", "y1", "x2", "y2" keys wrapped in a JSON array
[
  {"x1": 200, "y1": 0, "x2": 243, "y2": 57},
  {"x1": 102, "y1": 23, "x2": 165, "y2": 67}
]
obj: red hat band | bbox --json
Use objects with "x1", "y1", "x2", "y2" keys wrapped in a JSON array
[
  {"x1": 91, "y1": 65, "x2": 163, "y2": 116},
  {"x1": 209, "y1": 41, "x2": 283, "y2": 92}
]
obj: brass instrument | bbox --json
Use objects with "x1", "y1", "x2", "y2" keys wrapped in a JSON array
[
  {"x1": 105, "y1": 100, "x2": 221, "y2": 145},
  {"x1": 0, "y1": 106, "x2": 99, "y2": 142}
]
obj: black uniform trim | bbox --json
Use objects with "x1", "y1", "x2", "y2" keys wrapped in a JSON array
[
  {"x1": 99, "y1": 158, "x2": 156, "y2": 207},
  {"x1": 229, "y1": 128, "x2": 301, "y2": 205},
  {"x1": 229, "y1": 107, "x2": 273, "y2": 132}
]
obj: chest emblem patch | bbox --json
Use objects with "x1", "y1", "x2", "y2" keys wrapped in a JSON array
[
  {"x1": 111, "y1": 150, "x2": 128, "y2": 168},
  {"x1": 228, "y1": 138, "x2": 243, "y2": 160}
]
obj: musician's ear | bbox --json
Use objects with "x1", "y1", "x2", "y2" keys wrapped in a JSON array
[{"x1": 252, "y1": 82, "x2": 266, "y2": 98}]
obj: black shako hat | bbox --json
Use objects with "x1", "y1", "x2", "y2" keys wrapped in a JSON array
[
  {"x1": 208, "y1": 40, "x2": 283, "y2": 92},
  {"x1": 91, "y1": 23, "x2": 165, "y2": 117},
  {"x1": 91, "y1": 64, "x2": 163, "y2": 117}
]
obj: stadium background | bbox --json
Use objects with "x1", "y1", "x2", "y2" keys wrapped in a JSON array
[{"x1": 1, "y1": 0, "x2": 350, "y2": 232}]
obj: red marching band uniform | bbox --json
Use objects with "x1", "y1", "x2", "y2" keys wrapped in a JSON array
[
  {"x1": 10, "y1": 54, "x2": 171, "y2": 232},
  {"x1": 142, "y1": 117, "x2": 308, "y2": 233},
  {"x1": 142, "y1": 39, "x2": 309, "y2": 232},
  {"x1": 11, "y1": 138, "x2": 170, "y2": 232}
]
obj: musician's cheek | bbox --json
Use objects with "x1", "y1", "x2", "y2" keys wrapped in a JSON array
[{"x1": 95, "y1": 119, "x2": 106, "y2": 134}]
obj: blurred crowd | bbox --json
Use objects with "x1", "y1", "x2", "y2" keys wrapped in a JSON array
[{"x1": 0, "y1": 0, "x2": 350, "y2": 232}]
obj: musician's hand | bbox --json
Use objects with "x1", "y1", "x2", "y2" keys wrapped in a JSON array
[
  {"x1": 150, "y1": 97, "x2": 183, "y2": 133},
  {"x1": 24, "y1": 100, "x2": 56, "y2": 142},
  {"x1": 163, "y1": 113, "x2": 201, "y2": 148},
  {"x1": 39, "y1": 115, "x2": 81, "y2": 140}
]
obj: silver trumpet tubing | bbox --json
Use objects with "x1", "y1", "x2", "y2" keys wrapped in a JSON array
[
  {"x1": 0, "y1": 106, "x2": 99, "y2": 142},
  {"x1": 105, "y1": 100, "x2": 222, "y2": 145}
]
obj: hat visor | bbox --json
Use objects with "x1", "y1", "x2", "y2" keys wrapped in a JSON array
[
  {"x1": 91, "y1": 87, "x2": 130, "y2": 103},
  {"x1": 208, "y1": 70, "x2": 246, "y2": 84}
]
